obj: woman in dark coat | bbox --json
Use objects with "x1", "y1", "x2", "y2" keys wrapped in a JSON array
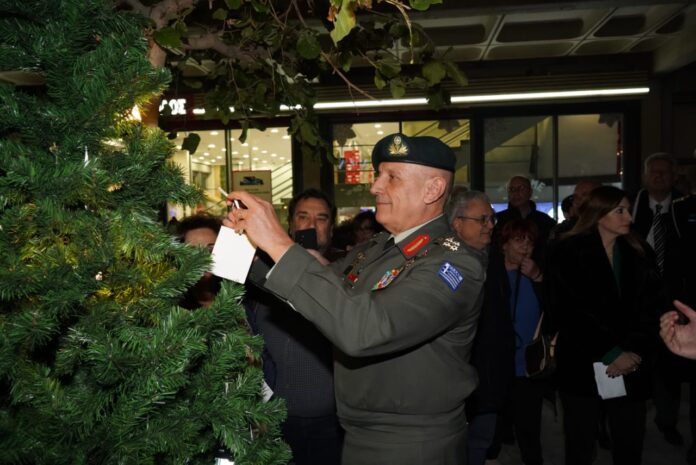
[
  {"x1": 546, "y1": 186, "x2": 661, "y2": 465},
  {"x1": 466, "y1": 219, "x2": 547, "y2": 465}
]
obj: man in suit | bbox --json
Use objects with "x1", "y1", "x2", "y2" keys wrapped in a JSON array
[
  {"x1": 225, "y1": 133, "x2": 485, "y2": 465},
  {"x1": 631, "y1": 152, "x2": 694, "y2": 454},
  {"x1": 245, "y1": 188, "x2": 344, "y2": 465}
]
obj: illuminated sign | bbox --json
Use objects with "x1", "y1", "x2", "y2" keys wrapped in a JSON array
[{"x1": 159, "y1": 98, "x2": 187, "y2": 116}]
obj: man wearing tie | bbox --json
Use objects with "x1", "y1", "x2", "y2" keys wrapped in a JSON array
[{"x1": 631, "y1": 152, "x2": 694, "y2": 460}]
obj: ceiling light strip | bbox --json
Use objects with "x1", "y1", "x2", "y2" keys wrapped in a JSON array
[{"x1": 310, "y1": 87, "x2": 649, "y2": 110}]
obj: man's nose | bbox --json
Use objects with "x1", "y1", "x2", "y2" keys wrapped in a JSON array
[{"x1": 370, "y1": 176, "x2": 382, "y2": 195}]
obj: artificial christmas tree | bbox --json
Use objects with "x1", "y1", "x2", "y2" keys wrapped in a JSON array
[{"x1": 0, "y1": 1, "x2": 289, "y2": 464}]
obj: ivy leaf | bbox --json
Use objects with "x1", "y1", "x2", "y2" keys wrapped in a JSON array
[
  {"x1": 330, "y1": 2, "x2": 356, "y2": 45},
  {"x1": 422, "y1": 60, "x2": 446, "y2": 85},
  {"x1": 181, "y1": 133, "x2": 201, "y2": 154},
  {"x1": 300, "y1": 120, "x2": 319, "y2": 145},
  {"x1": 301, "y1": 142, "x2": 315, "y2": 160},
  {"x1": 409, "y1": 0, "x2": 442, "y2": 11},
  {"x1": 239, "y1": 121, "x2": 249, "y2": 144},
  {"x1": 212, "y1": 8, "x2": 227, "y2": 21},
  {"x1": 297, "y1": 31, "x2": 321, "y2": 60},
  {"x1": 374, "y1": 72, "x2": 386, "y2": 90},
  {"x1": 249, "y1": 119, "x2": 267, "y2": 132},
  {"x1": 427, "y1": 87, "x2": 450, "y2": 110},
  {"x1": 255, "y1": 82, "x2": 267, "y2": 100},
  {"x1": 251, "y1": 0, "x2": 268, "y2": 13},
  {"x1": 225, "y1": 0, "x2": 242, "y2": 9},
  {"x1": 376, "y1": 57, "x2": 401, "y2": 79},
  {"x1": 340, "y1": 52, "x2": 353, "y2": 72},
  {"x1": 390, "y1": 79, "x2": 406, "y2": 99},
  {"x1": 409, "y1": 76, "x2": 429, "y2": 89},
  {"x1": 153, "y1": 27, "x2": 182, "y2": 49},
  {"x1": 443, "y1": 61, "x2": 468, "y2": 86},
  {"x1": 182, "y1": 79, "x2": 203, "y2": 89}
]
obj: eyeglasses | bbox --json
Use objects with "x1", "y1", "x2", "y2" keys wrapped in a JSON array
[{"x1": 457, "y1": 214, "x2": 497, "y2": 226}]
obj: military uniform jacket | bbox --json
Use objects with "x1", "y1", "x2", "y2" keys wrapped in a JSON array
[{"x1": 262, "y1": 216, "x2": 484, "y2": 443}]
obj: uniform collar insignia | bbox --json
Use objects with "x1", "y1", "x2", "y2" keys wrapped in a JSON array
[{"x1": 403, "y1": 234, "x2": 430, "y2": 257}]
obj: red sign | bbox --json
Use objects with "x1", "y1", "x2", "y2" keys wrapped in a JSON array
[{"x1": 344, "y1": 149, "x2": 361, "y2": 185}]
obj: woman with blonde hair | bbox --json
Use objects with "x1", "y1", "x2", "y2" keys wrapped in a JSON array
[{"x1": 546, "y1": 185, "x2": 662, "y2": 465}]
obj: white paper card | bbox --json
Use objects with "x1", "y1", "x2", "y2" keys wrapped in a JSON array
[
  {"x1": 261, "y1": 380, "x2": 274, "y2": 403},
  {"x1": 211, "y1": 226, "x2": 256, "y2": 283},
  {"x1": 593, "y1": 362, "x2": 627, "y2": 399}
]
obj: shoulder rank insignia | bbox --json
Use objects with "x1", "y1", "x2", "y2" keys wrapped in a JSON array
[
  {"x1": 442, "y1": 236, "x2": 460, "y2": 251},
  {"x1": 438, "y1": 261, "x2": 464, "y2": 291},
  {"x1": 403, "y1": 234, "x2": 430, "y2": 257},
  {"x1": 388, "y1": 135, "x2": 409, "y2": 157}
]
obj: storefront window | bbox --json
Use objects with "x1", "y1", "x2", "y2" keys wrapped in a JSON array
[
  {"x1": 484, "y1": 116, "x2": 555, "y2": 216},
  {"x1": 169, "y1": 127, "x2": 292, "y2": 221},
  {"x1": 557, "y1": 114, "x2": 623, "y2": 218},
  {"x1": 484, "y1": 114, "x2": 623, "y2": 220}
]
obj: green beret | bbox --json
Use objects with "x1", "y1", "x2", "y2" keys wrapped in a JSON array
[{"x1": 371, "y1": 133, "x2": 456, "y2": 172}]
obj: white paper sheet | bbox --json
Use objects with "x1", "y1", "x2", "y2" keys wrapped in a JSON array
[
  {"x1": 211, "y1": 226, "x2": 256, "y2": 284},
  {"x1": 593, "y1": 362, "x2": 627, "y2": 399}
]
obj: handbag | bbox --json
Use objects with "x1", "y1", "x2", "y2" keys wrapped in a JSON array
[{"x1": 525, "y1": 312, "x2": 557, "y2": 379}]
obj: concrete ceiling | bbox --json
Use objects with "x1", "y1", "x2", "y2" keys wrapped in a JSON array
[{"x1": 406, "y1": 0, "x2": 696, "y2": 73}]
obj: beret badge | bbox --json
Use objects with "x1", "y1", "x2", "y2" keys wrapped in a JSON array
[{"x1": 388, "y1": 135, "x2": 408, "y2": 157}]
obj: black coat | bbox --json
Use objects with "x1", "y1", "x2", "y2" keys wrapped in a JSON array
[
  {"x1": 466, "y1": 248, "x2": 544, "y2": 416},
  {"x1": 545, "y1": 231, "x2": 661, "y2": 399},
  {"x1": 631, "y1": 188, "x2": 688, "y2": 303}
]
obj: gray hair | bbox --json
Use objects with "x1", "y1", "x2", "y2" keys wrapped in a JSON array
[
  {"x1": 446, "y1": 188, "x2": 491, "y2": 227},
  {"x1": 644, "y1": 152, "x2": 677, "y2": 174}
]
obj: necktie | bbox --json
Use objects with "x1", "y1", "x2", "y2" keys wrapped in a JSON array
[
  {"x1": 383, "y1": 237, "x2": 395, "y2": 251},
  {"x1": 652, "y1": 204, "x2": 666, "y2": 274}
]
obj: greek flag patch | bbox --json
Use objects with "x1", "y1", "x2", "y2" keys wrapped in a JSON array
[{"x1": 438, "y1": 262, "x2": 463, "y2": 291}]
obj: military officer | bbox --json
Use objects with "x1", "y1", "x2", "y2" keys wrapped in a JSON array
[{"x1": 224, "y1": 133, "x2": 485, "y2": 465}]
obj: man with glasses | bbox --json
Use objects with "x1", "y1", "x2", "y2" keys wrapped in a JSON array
[
  {"x1": 448, "y1": 187, "x2": 497, "y2": 252},
  {"x1": 446, "y1": 190, "x2": 512, "y2": 465},
  {"x1": 495, "y1": 176, "x2": 556, "y2": 262}
]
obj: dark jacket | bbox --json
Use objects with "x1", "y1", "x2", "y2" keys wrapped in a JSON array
[
  {"x1": 245, "y1": 284, "x2": 336, "y2": 417},
  {"x1": 672, "y1": 194, "x2": 696, "y2": 308},
  {"x1": 631, "y1": 188, "x2": 688, "y2": 302},
  {"x1": 466, "y1": 247, "x2": 545, "y2": 416},
  {"x1": 545, "y1": 231, "x2": 661, "y2": 399},
  {"x1": 244, "y1": 247, "x2": 345, "y2": 418}
]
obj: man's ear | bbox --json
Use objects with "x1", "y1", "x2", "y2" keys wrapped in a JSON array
[{"x1": 424, "y1": 176, "x2": 447, "y2": 205}]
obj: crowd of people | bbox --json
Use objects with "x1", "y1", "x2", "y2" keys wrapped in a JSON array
[{"x1": 176, "y1": 133, "x2": 696, "y2": 465}]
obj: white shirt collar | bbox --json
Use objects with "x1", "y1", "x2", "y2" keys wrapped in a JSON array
[
  {"x1": 649, "y1": 194, "x2": 671, "y2": 213},
  {"x1": 392, "y1": 214, "x2": 443, "y2": 244}
]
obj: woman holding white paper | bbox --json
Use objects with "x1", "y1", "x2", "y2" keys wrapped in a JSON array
[{"x1": 545, "y1": 186, "x2": 661, "y2": 465}]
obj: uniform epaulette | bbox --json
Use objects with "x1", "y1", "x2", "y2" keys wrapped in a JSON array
[{"x1": 435, "y1": 234, "x2": 461, "y2": 252}]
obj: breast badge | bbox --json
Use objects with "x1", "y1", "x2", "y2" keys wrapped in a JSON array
[{"x1": 372, "y1": 268, "x2": 401, "y2": 290}]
